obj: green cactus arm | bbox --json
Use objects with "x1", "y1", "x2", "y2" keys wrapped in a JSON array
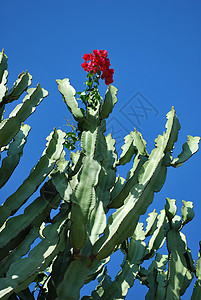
[
  {"x1": 125, "y1": 131, "x2": 149, "y2": 177},
  {"x1": 155, "y1": 273, "x2": 167, "y2": 300},
  {"x1": 0, "y1": 124, "x2": 31, "y2": 188},
  {"x1": 0, "y1": 180, "x2": 62, "y2": 261},
  {"x1": 100, "y1": 85, "x2": 117, "y2": 120},
  {"x1": 80, "y1": 100, "x2": 105, "y2": 158},
  {"x1": 95, "y1": 133, "x2": 117, "y2": 209},
  {"x1": 46, "y1": 229, "x2": 72, "y2": 299},
  {"x1": 143, "y1": 210, "x2": 167, "y2": 260},
  {"x1": 191, "y1": 243, "x2": 201, "y2": 300},
  {"x1": 88, "y1": 201, "x2": 107, "y2": 245},
  {"x1": 97, "y1": 263, "x2": 140, "y2": 300},
  {"x1": 54, "y1": 177, "x2": 72, "y2": 204},
  {"x1": 110, "y1": 176, "x2": 125, "y2": 201},
  {"x1": 50, "y1": 150, "x2": 70, "y2": 190},
  {"x1": 88, "y1": 224, "x2": 146, "y2": 299},
  {"x1": 0, "y1": 84, "x2": 48, "y2": 148},
  {"x1": 63, "y1": 153, "x2": 81, "y2": 195},
  {"x1": 93, "y1": 120, "x2": 107, "y2": 162},
  {"x1": 70, "y1": 203, "x2": 88, "y2": 250},
  {"x1": 0, "y1": 50, "x2": 8, "y2": 85},
  {"x1": 185, "y1": 247, "x2": 196, "y2": 273},
  {"x1": 165, "y1": 198, "x2": 177, "y2": 221},
  {"x1": 55, "y1": 257, "x2": 90, "y2": 300},
  {"x1": 52, "y1": 170, "x2": 72, "y2": 203},
  {"x1": 93, "y1": 164, "x2": 157, "y2": 260},
  {"x1": 70, "y1": 156, "x2": 101, "y2": 249},
  {"x1": 108, "y1": 153, "x2": 148, "y2": 209},
  {"x1": 0, "y1": 227, "x2": 39, "y2": 278},
  {"x1": 109, "y1": 130, "x2": 148, "y2": 208},
  {"x1": 116, "y1": 129, "x2": 148, "y2": 167},
  {"x1": 0, "y1": 129, "x2": 66, "y2": 226},
  {"x1": 77, "y1": 128, "x2": 112, "y2": 245},
  {"x1": 171, "y1": 135, "x2": 200, "y2": 168},
  {"x1": 72, "y1": 156, "x2": 100, "y2": 223},
  {"x1": 108, "y1": 226, "x2": 146, "y2": 298},
  {"x1": 56, "y1": 78, "x2": 84, "y2": 121},
  {"x1": 3, "y1": 71, "x2": 32, "y2": 104},
  {"x1": 165, "y1": 218, "x2": 193, "y2": 299},
  {"x1": 81, "y1": 105, "x2": 101, "y2": 158},
  {"x1": 117, "y1": 132, "x2": 136, "y2": 166},
  {"x1": 181, "y1": 200, "x2": 195, "y2": 225},
  {"x1": 145, "y1": 253, "x2": 168, "y2": 300},
  {"x1": 105, "y1": 133, "x2": 118, "y2": 164},
  {"x1": 180, "y1": 269, "x2": 194, "y2": 296},
  {"x1": 128, "y1": 222, "x2": 146, "y2": 262},
  {"x1": 69, "y1": 150, "x2": 84, "y2": 178},
  {"x1": 70, "y1": 117, "x2": 102, "y2": 249},
  {"x1": 145, "y1": 209, "x2": 158, "y2": 236},
  {"x1": 166, "y1": 251, "x2": 192, "y2": 299},
  {"x1": 92, "y1": 107, "x2": 181, "y2": 259},
  {"x1": 132, "y1": 130, "x2": 148, "y2": 156},
  {"x1": 70, "y1": 149, "x2": 81, "y2": 167},
  {"x1": 54, "y1": 149, "x2": 69, "y2": 171},
  {"x1": 0, "y1": 70, "x2": 8, "y2": 105},
  {"x1": 163, "y1": 106, "x2": 181, "y2": 152},
  {"x1": 78, "y1": 122, "x2": 108, "y2": 244},
  {"x1": 150, "y1": 272, "x2": 167, "y2": 300},
  {"x1": 99, "y1": 225, "x2": 146, "y2": 299},
  {"x1": 145, "y1": 265, "x2": 161, "y2": 299},
  {"x1": 0, "y1": 218, "x2": 67, "y2": 300},
  {"x1": 166, "y1": 218, "x2": 186, "y2": 254},
  {"x1": 82, "y1": 101, "x2": 100, "y2": 129},
  {"x1": 81, "y1": 127, "x2": 98, "y2": 158},
  {"x1": 84, "y1": 257, "x2": 110, "y2": 285}
]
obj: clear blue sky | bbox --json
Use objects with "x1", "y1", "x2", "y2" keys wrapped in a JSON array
[{"x1": 1, "y1": 1, "x2": 201, "y2": 299}]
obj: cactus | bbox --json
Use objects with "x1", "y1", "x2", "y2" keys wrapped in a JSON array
[
  {"x1": 52, "y1": 76, "x2": 199, "y2": 300},
  {"x1": 0, "y1": 123, "x2": 31, "y2": 188},
  {"x1": 191, "y1": 242, "x2": 201, "y2": 299},
  {"x1": 0, "y1": 50, "x2": 200, "y2": 300},
  {"x1": 0, "y1": 50, "x2": 67, "y2": 299}
]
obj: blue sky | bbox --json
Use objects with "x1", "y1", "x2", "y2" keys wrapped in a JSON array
[{"x1": 1, "y1": 1, "x2": 201, "y2": 299}]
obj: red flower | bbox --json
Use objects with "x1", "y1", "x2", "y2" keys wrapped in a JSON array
[{"x1": 81, "y1": 49, "x2": 114, "y2": 85}]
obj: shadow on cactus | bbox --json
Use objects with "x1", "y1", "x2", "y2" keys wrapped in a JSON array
[{"x1": 0, "y1": 49, "x2": 200, "y2": 300}]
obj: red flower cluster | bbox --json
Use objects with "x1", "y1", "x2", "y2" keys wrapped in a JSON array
[{"x1": 81, "y1": 49, "x2": 114, "y2": 85}]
